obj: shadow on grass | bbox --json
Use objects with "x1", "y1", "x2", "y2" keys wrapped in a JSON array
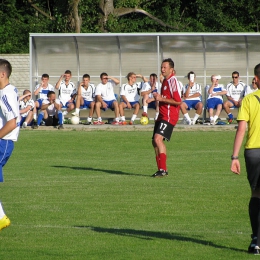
[
  {"x1": 52, "y1": 165, "x2": 148, "y2": 177},
  {"x1": 74, "y1": 225, "x2": 246, "y2": 253}
]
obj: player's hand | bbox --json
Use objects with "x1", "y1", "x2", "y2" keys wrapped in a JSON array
[
  {"x1": 147, "y1": 98, "x2": 155, "y2": 104},
  {"x1": 102, "y1": 102, "x2": 108, "y2": 109},
  {"x1": 231, "y1": 160, "x2": 240, "y2": 175}
]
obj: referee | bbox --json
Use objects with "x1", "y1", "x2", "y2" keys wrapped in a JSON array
[{"x1": 231, "y1": 63, "x2": 260, "y2": 255}]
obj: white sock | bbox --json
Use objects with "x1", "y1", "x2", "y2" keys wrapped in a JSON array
[
  {"x1": 213, "y1": 115, "x2": 218, "y2": 122},
  {"x1": 62, "y1": 111, "x2": 68, "y2": 116},
  {"x1": 184, "y1": 113, "x2": 191, "y2": 121},
  {"x1": 131, "y1": 114, "x2": 137, "y2": 122},
  {"x1": 210, "y1": 116, "x2": 214, "y2": 121},
  {"x1": 115, "y1": 117, "x2": 120, "y2": 122},
  {"x1": 121, "y1": 116, "x2": 125, "y2": 121},
  {"x1": 33, "y1": 113, "x2": 37, "y2": 120},
  {"x1": 155, "y1": 112, "x2": 159, "y2": 120},
  {"x1": 98, "y1": 117, "x2": 102, "y2": 121},
  {"x1": 75, "y1": 108, "x2": 80, "y2": 114},
  {"x1": 193, "y1": 113, "x2": 200, "y2": 122},
  {"x1": 143, "y1": 106, "x2": 148, "y2": 113},
  {"x1": 0, "y1": 202, "x2": 6, "y2": 218},
  {"x1": 87, "y1": 117, "x2": 92, "y2": 122}
]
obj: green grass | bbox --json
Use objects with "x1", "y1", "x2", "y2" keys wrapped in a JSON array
[{"x1": 0, "y1": 129, "x2": 252, "y2": 259}]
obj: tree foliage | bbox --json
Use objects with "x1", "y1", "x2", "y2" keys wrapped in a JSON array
[{"x1": 1, "y1": 0, "x2": 260, "y2": 53}]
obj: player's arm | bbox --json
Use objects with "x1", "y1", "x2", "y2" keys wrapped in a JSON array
[
  {"x1": 231, "y1": 120, "x2": 246, "y2": 175},
  {"x1": 0, "y1": 118, "x2": 17, "y2": 139},
  {"x1": 136, "y1": 74, "x2": 148, "y2": 83},
  {"x1": 108, "y1": 76, "x2": 120, "y2": 85},
  {"x1": 20, "y1": 105, "x2": 32, "y2": 114},
  {"x1": 153, "y1": 92, "x2": 181, "y2": 105},
  {"x1": 55, "y1": 74, "x2": 64, "y2": 90}
]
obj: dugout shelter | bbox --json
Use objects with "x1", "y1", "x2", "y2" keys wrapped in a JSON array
[{"x1": 30, "y1": 32, "x2": 260, "y2": 109}]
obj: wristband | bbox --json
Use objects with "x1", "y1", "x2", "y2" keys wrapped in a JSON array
[
  {"x1": 152, "y1": 89, "x2": 157, "y2": 93},
  {"x1": 231, "y1": 155, "x2": 239, "y2": 160}
]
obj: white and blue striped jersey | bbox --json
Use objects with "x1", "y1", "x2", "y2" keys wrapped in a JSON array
[
  {"x1": 207, "y1": 84, "x2": 226, "y2": 101},
  {"x1": 72, "y1": 84, "x2": 95, "y2": 101},
  {"x1": 57, "y1": 81, "x2": 76, "y2": 106},
  {"x1": 141, "y1": 81, "x2": 161, "y2": 98},
  {"x1": 183, "y1": 83, "x2": 202, "y2": 101},
  {"x1": 34, "y1": 83, "x2": 54, "y2": 99},
  {"x1": 19, "y1": 98, "x2": 34, "y2": 117},
  {"x1": 0, "y1": 84, "x2": 20, "y2": 141}
]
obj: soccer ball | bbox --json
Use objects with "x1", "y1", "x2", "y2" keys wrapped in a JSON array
[
  {"x1": 140, "y1": 116, "x2": 149, "y2": 125},
  {"x1": 70, "y1": 116, "x2": 80, "y2": 125}
]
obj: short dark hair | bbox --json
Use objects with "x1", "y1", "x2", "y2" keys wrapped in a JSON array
[
  {"x1": 254, "y1": 64, "x2": 260, "y2": 80},
  {"x1": 0, "y1": 59, "x2": 12, "y2": 78},
  {"x1": 162, "y1": 58, "x2": 174, "y2": 68},
  {"x1": 47, "y1": 90, "x2": 55, "y2": 97},
  {"x1": 232, "y1": 71, "x2": 239, "y2": 77},
  {"x1": 150, "y1": 73, "x2": 157, "y2": 78},
  {"x1": 187, "y1": 71, "x2": 196, "y2": 80},
  {"x1": 64, "y1": 70, "x2": 72, "y2": 75},
  {"x1": 83, "y1": 74, "x2": 90, "y2": 79},
  {"x1": 100, "y1": 72, "x2": 108, "y2": 79},
  {"x1": 42, "y1": 73, "x2": 49, "y2": 79}
]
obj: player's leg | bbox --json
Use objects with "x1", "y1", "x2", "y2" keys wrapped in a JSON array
[
  {"x1": 180, "y1": 101, "x2": 191, "y2": 125},
  {"x1": 193, "y1": 101, "x2": 203, "y2": 125},
  {"x1": 72, "y1": 95, "x2": 82, "y2": 116},
  {"x1": 87, "y1": 101, "x2": 95, "y2": 124},
  {"x1": 112, "y1": 100, "x2": 120, "y2": 123},
  {"x1": 129, "y1": 102, "x2": 140, "y2": 124},
  {"x1": 223, "y1": 100, "x2": 234, "y2": 123},
  {"x1": 93, "y1": 101, "x2": 104, "y2": 124},
  {"x1": 119, "y1": 102, "x2": 127, "y2": 122},
  {"x1": 0, "y1": 140, "x2": 14, "y2": 231},
  {"x1": 142, "y1": 94, "x2": 149, "y2": 117}
]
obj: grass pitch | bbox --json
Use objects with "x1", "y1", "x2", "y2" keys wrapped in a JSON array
[{"x1": 0, "y1": 129, "x2": 252, "y2": 259}]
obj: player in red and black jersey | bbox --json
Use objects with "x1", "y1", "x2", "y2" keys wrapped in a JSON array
[{"x1": 152, "y1": 58, "x2": 182, "y2": 177}]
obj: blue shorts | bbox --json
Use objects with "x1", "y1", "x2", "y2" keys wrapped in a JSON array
[
  {"x1": 102, "y1": 100, "x2": 116, "y2": 111},
  {"x1": 183, "y1": 100, "x2": 201, "y2": 110},
  {"x1": 227, "y1": 100, "x2": 239, "y2": 108},
  {"x1": 36, "y1": 98, "x2": 43, "y2": 109},
  {"x1": 63, "y1": 100, "x2": 75, "y2": 108},
  {"x1": 81, "y1": 100, "x2": 93, "y2": 109},
  {"x1": 0, "y1": 139, "x2": 14, "y2": 182},
  {"x1": 20, "y1": 116, "x2": 33, "y2": 127},
  {"x1": 123, "y1": 101, "x2": 139, "y2": 108},
  {"x1": 207, "y1": 98, "x2": 223, "y2": 109},
  {"x1": 148, "y1": 101, "x2": 156, "y2": 109}
]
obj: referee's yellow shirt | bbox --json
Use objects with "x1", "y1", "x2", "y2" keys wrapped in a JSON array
[{"x1": 237, "y1": 89, "x2": 260, "y2": 149}]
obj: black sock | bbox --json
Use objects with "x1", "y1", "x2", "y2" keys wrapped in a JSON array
[{"x1": 249, "y1": 197, "x2": 260, "y2": 238}]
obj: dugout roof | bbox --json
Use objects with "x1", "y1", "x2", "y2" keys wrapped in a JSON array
[{"x1": 30, "y1": 33, "x2": 260, "y2": 97}]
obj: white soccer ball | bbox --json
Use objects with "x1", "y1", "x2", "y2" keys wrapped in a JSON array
[
  {"x1": 140, "y1": 116, "x2": 149, "y2": 125},
  {"x1": 70, "y1": 116, "x2": 80, "y2": 125}
]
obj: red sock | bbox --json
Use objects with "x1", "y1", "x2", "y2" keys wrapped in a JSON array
[
  {"x1": 156, "y1": 156, "x2": 160, "y2": 170},
  {"x1": 159, "y1": 153, "x2": 167, "y2": 171}
]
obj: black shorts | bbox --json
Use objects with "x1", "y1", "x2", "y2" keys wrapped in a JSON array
[
  {"x1": 245, "y1": 149, "x2": 260, "y2": 190},
  {"x1": 43, "y1": 115, "x2": 59, "y2": 126},
  {"x1": 152, "y1": 120, "x2": 174, "y2": 141}
]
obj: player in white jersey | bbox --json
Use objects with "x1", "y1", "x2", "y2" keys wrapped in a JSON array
[
  {"x1": 94, "y1": 72, "x2": 120, "y2": 125},
  {"x1": 33, "y1": 73, "x2": 54, "y2": 122},
  {"x1": 244, "y1": 78, "x2": 258, "y2": 96},
  {"x1": 32, "y1": 91, "x2": 64, "y2": 129},
  {"x1": 55, "y1": 70, "x2": 76, "y2": 118},
  {"x1": 206, "y1": 75, "x2": 227, "y2": 125},
  {"x1": 71, "y1": 74, "x2": 96, "y2": 124},
  {"x1": 0, "y1": 59, "x2": 20, "y2": 231},
  {"x1": 19, "y1": 89, "x2": 34, "y2": 128},
  {"x1": 119, "y1": 72, "x2": 147, "y2": 125},
  {"x1": 223, "y1": 71, "x2": 246, "y2": 123},
  {"x1": 141, "y1": 73, "x2": 160, "y2": 120},
  {"x1": 180, "y1": 71, "x2": 204, "y2": 125}
]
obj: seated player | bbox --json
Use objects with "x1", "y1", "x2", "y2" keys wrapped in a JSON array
[
  {"x1": 141, "y1": 73, "x2": 160, "y2": 120},
  {"x1": 32, "y1": 91, "x2": 64, "y2": 129},
  {"x1": 71, "y1": 74, "x2": 95, "y2": 125},
  {"x1": 33, "y1": 73, "x2": 54, "y2": 122},
  {"x1": 119, "y1": 72, "x2": 147, "y2": 125},
  {"x1": 19, "y1": 90, "x2": 34, "y2": 128},
  {"x1": 94, "y1": 72, "x2": 120, "y2": 125},
  {"x1": 180, "y1": 71, "x2": 203, "y2": 125}
]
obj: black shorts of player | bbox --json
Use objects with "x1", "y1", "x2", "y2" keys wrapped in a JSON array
[
  {"x1": 43, "y1": 115, "x2": 59, "y2": 126},
  {"x1": 152, "y1": 120, "x2": 174, "y2": 141},
  {"x1": 245, "y1": 148, "x2": 260, "y2": 190}
]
